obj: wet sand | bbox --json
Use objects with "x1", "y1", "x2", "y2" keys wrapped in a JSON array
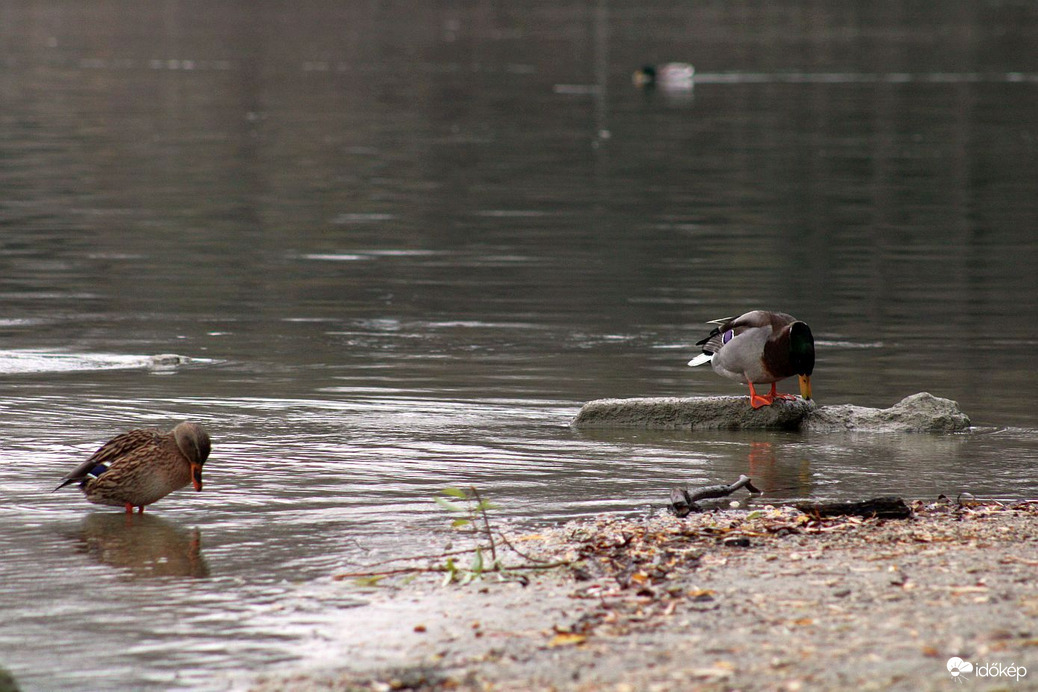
[{"x1": 251, "y1": 501, "x2": 1038, "y2": 691}]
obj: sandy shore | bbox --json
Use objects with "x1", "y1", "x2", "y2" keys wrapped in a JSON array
[{"x1": 251, "y1": 500, "x2": 1038, "y2": 691}]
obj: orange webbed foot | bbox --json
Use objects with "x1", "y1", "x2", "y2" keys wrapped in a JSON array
[
  {"x1": 748, "y1": 382, "x2": 775, "y2": 408},
  {"x1": 766, "y1": 383, "x2": 797, "y2": 402}
]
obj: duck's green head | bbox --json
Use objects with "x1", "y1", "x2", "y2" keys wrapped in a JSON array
[{"x1": 789, "y1": 322, "x2": 815, "y2": 400}]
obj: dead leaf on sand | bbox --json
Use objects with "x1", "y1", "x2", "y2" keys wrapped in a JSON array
[{"x1": 547, "y1": 632, "x2": 587, "y2": 647}]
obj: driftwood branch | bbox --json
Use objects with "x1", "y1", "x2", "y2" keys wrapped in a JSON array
[
  {"x1": 796, "y1": 496, "x2": 912, "y2": 519},
  {"x1": 670, "y1": 475, "x2": 762, "y2": 517},
  {"x1": 669, "y1": 477, "x2": 912, "y2": 520}
]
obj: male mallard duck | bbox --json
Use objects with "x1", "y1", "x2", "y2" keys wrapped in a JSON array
[
  {"x1": 55, "y1": 422, "x2": 211, "y2": 513},
  {"x1": 633, "y1": 63, "x2": 695, "y2": 89},
  {"x1": 688, "y1": 311, "x2": 814, "y2": 408}
]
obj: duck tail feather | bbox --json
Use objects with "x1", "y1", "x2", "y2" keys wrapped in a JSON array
[{"x1": 688, "y1": 353, "x2": 713, "y2": 367}]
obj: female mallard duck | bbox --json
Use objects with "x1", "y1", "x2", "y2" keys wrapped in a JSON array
[
  {"x1": 55, "y1": 422, "x2": 211, "y2": 513},
  {"x1": 688, "y1": 311, "x2": 814, "y2": 408}
]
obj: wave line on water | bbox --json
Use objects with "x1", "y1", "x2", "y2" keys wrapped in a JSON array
[
  {"x1": 0, "y1": 350, "x2": 208, "y2": 375},
  {"x1": 695, "y1": 71, "x2": 1038, "y2": 84}
]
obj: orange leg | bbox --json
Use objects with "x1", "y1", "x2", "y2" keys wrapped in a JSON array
[
  {"x1": 748, "y1": 382, "x2": 799, "y2": 407},
  {"x1": 747, "y1": 382, "x2": 775, "y2": 408},
  {"x1": 124, "y1": 503, "x2": 134, "y2": 514}
]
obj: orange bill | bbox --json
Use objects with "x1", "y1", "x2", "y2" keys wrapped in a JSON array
[{"x1": 798, "y1": 374, "x2": 812, "y2": 401}]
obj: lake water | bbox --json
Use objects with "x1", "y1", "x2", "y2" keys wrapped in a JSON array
[{"x1": 2, "y1": 2, "x2": 1037, "y2": 690}]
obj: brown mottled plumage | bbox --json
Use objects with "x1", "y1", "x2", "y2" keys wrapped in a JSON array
[
  {"x1": 55, "y1": 422, "x2": 211, "y2": 513},
  {"x1": 688, "y1": 311, "x2": 815, "y2": 408}
]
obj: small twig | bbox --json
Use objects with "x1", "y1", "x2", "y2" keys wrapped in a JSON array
[
  {"x1": 497, "y1": 560, "x2": 574, "y2": 571},
  {"x1": 493, "y1": 530, "x2": 556, "y2": 564},
  {"x1": 341, "y1": 546, "x2": 483, "y2": 570},
  {"x1": 333, "y1": 565, "x2": 453, "y2": 580},
  {"x1": 333, "y1": 487, "x2": 584, "y2": 585},
  {"x1": 333, "y1": 559, "x2": 574, "y2": 581}
]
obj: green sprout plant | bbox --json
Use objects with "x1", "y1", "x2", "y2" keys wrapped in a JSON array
[
  {"x1": 334, "y1": 486, "x2": 569, "y2": 586},
  {"x1": 435, "y1": 486, "x2": 500, "y2": 585}
]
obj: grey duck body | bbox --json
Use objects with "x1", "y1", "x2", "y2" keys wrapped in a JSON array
[{"x1": 689, "y1": 311, "x2": 814, "y2": 407}]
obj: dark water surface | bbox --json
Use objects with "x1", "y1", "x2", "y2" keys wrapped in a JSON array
[{"x1": 2, "y1": 2, "x2": 1037, "y2": 689}]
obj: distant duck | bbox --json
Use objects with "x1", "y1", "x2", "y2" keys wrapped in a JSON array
[
  {"x1": 55, "y1": 422, "x2": 211, "y2": 513},
  {"x1": 688, "y1": 311, "x2": 814, "y2": 409},
  {"x1": 633, "y1": 63, "x2": 695, "y2": 90}
]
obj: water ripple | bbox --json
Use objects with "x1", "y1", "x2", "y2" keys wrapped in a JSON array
[{"x1": 0, "y1": 350, "x2": 210, "y2": 375}]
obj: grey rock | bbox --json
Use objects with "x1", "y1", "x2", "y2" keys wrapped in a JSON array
[
  {"x1": 572, "y1": 392, "x2": 970, "y2": 433},
  {"x1": 802, "y1": 392, "x2": 971, "y2": 433},
  {"x1": 572, "y1": 396, "x2": 815, "y2": 431}
]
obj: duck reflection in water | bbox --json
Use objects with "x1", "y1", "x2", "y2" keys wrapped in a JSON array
[
  {"x1": 746, "y1": 442, "x2": 814, "y2": 498},
  {"x1": 76, "y1": 512, "x2": 209, "y2": 579}
]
